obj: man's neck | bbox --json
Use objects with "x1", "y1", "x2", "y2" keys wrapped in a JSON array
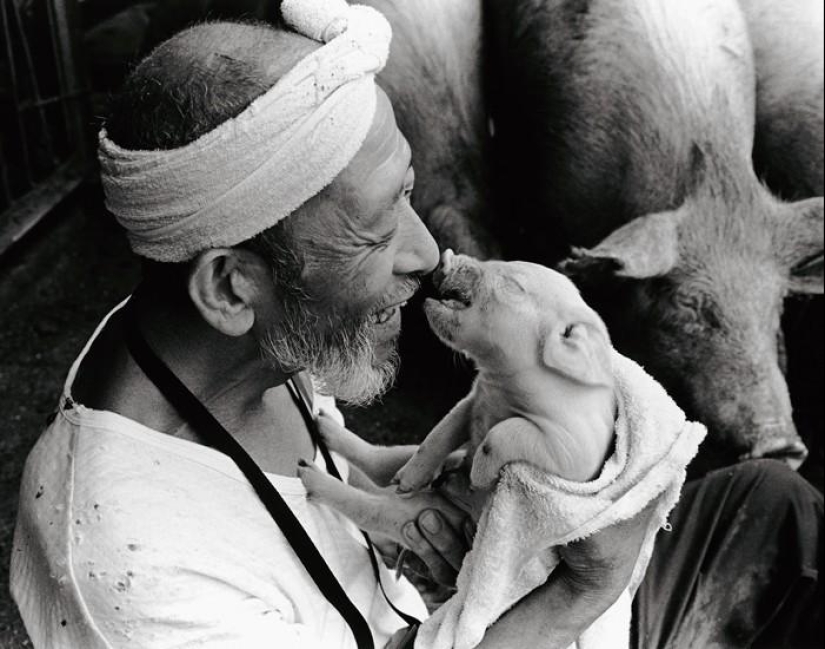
[
  {"x1": 137, "y1": 296, "x2": 286, "y2": 411},
  {"x1": 72, "y1": 294, "x2": 314, "y2": 476}
]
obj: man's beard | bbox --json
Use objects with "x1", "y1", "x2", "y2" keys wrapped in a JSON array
[{"x1": 259, "y1": 295, "x2": 400, "y2": 406}]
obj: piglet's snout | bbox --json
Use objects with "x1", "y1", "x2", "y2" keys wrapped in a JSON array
[
  {"x1": 432, "y1": 249, "x2": 456, "y2": 290},
  {"x1": 431, "y1": 251, "x2": 484, "y2": 305}
]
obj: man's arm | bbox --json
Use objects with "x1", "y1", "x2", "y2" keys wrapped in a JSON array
[{"x1": 409, "y1": 500, "x2": 656, "y2": 648}]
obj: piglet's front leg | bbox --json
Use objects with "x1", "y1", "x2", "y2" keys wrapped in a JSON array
[
  {"x1": 316, "y1": 413, "x2": 417, "y2": 487},
  {"x1": 394, "y1": 394, "x2": 474, "y2": 493},
  {"x1": 298, "y1": 460, "x2": 467, "y2": 549}
]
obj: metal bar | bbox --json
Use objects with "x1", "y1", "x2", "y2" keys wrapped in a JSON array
[
  {"x1": 0, "y1": 154, "x2": 87, "y2": 257},
  {"x1": 1, "y1": 0, "x2": 35, "y2": 186},
  {"x1": 14, "y1": 90, "x2": 87, "y2": 113},
  {"x1": 0, "y1": 138, "x2": 11, "y2": 206},
  {"x1": 12, "y1": 0, "x2": 57, "y2": 164},
  {"x1": 45, "y1": 0, "x2": 72, "y2": 148},
  {"x1": 52, "y1": 0, "x2": 87, "y2": 155}
]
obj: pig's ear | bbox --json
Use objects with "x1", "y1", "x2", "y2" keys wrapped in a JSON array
[
  {"x1": 558, "y1": 211, "x2": 684, "y2": 279},
  {"x1": 778, "y1": 197, "x2": 823, "y2": 295},
  {"x1": 541, "y1": 323, "x2": 613, "y2": 387}
]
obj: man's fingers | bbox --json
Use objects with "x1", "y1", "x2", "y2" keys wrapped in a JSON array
[
  {"x1": 419, "y1": 509, "x2": 469, "y2": 572},
  {"x1": 402, "y1": 513, "x2": 460, "y2": 586}
]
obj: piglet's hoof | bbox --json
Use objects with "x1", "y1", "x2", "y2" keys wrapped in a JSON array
[
  {"x1": 297, "y1": 459, "x2": 326, "y2": 498},
  {"x1": 315, "y1": 411, "x2": 372, "y2": 460},
  {"x1": 316, "y1": 412, "x2": 344, "y2": 443},
  {"x1": 392, "y1": 467, "x2": 427, "y2": 496}
]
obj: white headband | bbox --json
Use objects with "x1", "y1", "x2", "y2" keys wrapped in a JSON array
[{"x1": 98, "y1": 0, "x2": 392, "y2": 262}]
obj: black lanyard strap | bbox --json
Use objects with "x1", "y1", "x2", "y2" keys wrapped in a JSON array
[{"x1": 122, "y1": 298, "x2": 376, "y2": 649}]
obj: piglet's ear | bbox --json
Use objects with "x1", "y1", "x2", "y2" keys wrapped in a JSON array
[
  {"x1": 777, "y1": 197, "x2": 823, "y2": 295},
  {"x1": 542, "y1": 323, "x2": 613, "y2": 387},
  {"x1": 558, "y1": 211, "x2": 684, "y2": 279}
]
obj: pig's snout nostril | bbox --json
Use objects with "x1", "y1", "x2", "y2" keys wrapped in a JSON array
[{"x1": 741, "y1": 439, "x2": 809, "y2": 471}]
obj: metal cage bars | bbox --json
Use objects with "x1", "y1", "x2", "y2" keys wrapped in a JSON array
[{"x1": 0, "y1": 0, "x2": 89, "y2": 256}]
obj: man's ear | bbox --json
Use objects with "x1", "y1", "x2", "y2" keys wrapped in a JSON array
[
  {"x1": 188, "y1": 249, "x2": 259, "y2": 337},
  {"x1": 541, "y1": 322, "x2": 613, "y2": 387}
]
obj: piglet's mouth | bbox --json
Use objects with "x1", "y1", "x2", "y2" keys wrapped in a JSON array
[{"x1": 428, "y1": 250, "x2": 476, "y2": 311}]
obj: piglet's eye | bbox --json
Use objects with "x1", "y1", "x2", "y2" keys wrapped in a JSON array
[{"x1": 562, "y1": 324, "x2": 576, "y2": 339}]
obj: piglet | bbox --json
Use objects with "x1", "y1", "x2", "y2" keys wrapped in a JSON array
[
  {"x1": 486, "y1": 0, "x2": 823, "y2": 469},
  {"x1": 299, "y1": 252, "x2": 617, "y2": 547}
]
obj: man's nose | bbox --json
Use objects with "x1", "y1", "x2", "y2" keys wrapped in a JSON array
[{"x1": 394, "y1": 208, "x2": 440, "y2": 275}]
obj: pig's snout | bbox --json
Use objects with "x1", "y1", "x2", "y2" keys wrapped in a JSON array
[
  {"x1": 741, "y1": 430, "x2": 808, "y2": 471},
  {"x1": 429, "y1": 251, "x2": 482, "y2": 308},
  {"x1": 431, "y1": 249, "x2": 456, "y2": 291}
]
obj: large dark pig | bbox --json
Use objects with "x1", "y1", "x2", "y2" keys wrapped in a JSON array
[
  {"x1": 363, "y1": 0, "x2": 498, "y2": 259},
  {"x1": 739, "y1": 0, "x2": 824, "y2": 199},
  {"x1": 486, "y1": 0, "x2": 824, "y2": 469}
]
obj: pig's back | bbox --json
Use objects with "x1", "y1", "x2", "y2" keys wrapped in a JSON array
[
  {"x1": 740, "y1": 0, "x2": 824, "y2": 197},
  {"x1": 489, "y1": 0, "x2": 756, "y2": 247}
]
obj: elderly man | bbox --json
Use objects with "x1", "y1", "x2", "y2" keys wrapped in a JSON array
[{"x1": 10, "y1": 1, "x2": 823, "y2": 648}]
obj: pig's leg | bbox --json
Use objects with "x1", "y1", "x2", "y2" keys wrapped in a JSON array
[
  {"x1": 470, "y1": 417, "x2": 575, "y2": 488},
  {"x1": 298, "y1": 460, "x2": 402, "y2": 543},
  {"x1": 299, "y1": 460, "x2": 468, "y2": 548},
  {"x1": 394, "y1": 395, "x2": 474, "y2": 493},
  {"x1": 317, "y1": 413, "x2": 418, "y2": 487}
]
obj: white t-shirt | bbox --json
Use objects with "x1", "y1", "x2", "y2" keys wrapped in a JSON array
[{"x1": 11, "y1": 303, "x2": 427, "y2": 649}]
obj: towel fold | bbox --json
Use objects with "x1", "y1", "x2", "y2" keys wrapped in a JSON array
[{"x1": 416, "y1": 351, "x2": 707, "y2": 649}]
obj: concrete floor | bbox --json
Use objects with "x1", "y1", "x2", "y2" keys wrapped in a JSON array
[{"x1": 0, "y1": 183, "x2": 820, "y2": 647}]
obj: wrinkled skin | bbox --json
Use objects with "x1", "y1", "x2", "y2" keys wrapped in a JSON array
[
  {"x1": 486, "y1": 0, "x2": 824, "y2": 470},
  {"x1": 365, "y1": 0, "x2": 499, "y2": 259}
]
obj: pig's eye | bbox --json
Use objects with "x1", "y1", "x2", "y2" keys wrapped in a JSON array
[{"x1": 562, "y1": 324, "x2": 576, "y2": 339}]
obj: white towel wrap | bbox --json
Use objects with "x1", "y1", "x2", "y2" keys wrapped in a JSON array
[
  {"x1": 416, "y1": 351, "x2": 707, "y2": 649},
  {"x1": 98, "y1": 0, "x2": 392, "y2": 262}
]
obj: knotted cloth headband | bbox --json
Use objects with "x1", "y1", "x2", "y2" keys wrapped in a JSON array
[{"x1": 98, "y1": 0, "x2": 392, "y2": 262}]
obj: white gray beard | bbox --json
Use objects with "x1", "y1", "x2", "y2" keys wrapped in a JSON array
[{"x1": 259, "y1": 302, "x2": 400, "y2": 406}]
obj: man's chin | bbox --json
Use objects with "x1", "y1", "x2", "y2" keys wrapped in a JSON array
[
  {"x1": 260, "y1": 307, "x2": 402, "y2": 406},
  {"x1": 260, "y1": 340, "x2": 400, "y2": 406}
]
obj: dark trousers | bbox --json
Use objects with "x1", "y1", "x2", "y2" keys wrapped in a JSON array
[{"x1": 632, "y1": 460, "x2": 823, "y2": 648}]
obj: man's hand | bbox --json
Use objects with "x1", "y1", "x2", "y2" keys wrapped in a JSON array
[
  {"x1": 400, "y1": 507, "x2": 475, "y2": 586},
  {"x1": 477, "y1": 499, "x2": 658, "y2": 649},
  {"x1": 399, "y1": 463, "x2": 480, "y2": 587}
]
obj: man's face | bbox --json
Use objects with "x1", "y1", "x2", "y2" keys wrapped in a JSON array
[{"x1": 259, "y1": 88, "x2": 440, "y2": 404}]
